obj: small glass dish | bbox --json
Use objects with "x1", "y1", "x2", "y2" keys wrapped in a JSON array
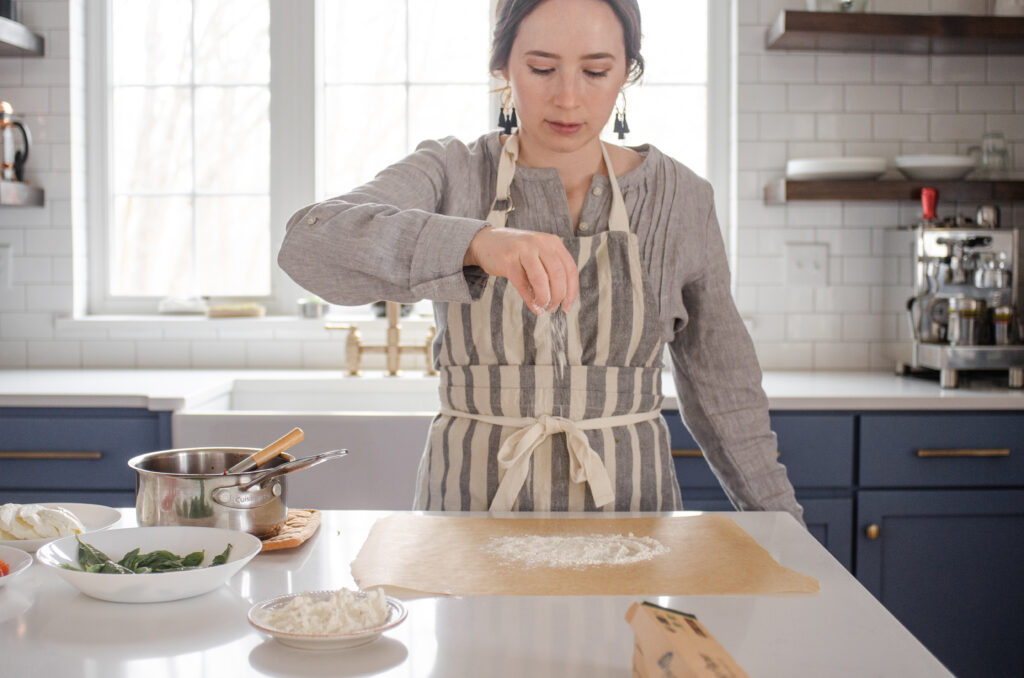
[{"x1": 248, "y1": 590, "x2": 407, "y2": 651}]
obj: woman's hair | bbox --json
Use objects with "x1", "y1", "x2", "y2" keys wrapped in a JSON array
[{"x1": 490, "y1": 0, "x2": 644, "y2": 84}]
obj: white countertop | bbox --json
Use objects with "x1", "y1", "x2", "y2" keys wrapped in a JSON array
[
  {"x1": 1, "y1": 368, "x2": 1023, "y2": 411},
  {"x1": 0, "y1": 509, "x2": 951, "y2": 678}
]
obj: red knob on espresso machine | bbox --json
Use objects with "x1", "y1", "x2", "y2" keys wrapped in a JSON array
[{"x1": 921, "y1": 187, "x2": 937, "y2": 221}]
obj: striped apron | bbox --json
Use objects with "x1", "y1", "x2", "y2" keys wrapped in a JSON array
[{"x1": 413, "y1": 134, "x2": 682, "y2": 512}]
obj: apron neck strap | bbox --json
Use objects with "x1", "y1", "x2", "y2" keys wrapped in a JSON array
[{"x1": 486, "y1": 133, "x2": 629, "y2": 233}]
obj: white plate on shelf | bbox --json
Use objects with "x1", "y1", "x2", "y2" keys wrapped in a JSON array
[
  {"x1": 786, "y1": 157, "x2": 887, "y2": 181},
  {"x1": 0, "y1": 545, "x2": 33, "y2": 588},
  {"x1": 248, "y1": 591, "x2": 407, "y2": 651},
  {"x1": 894, "y1": 155, "x2": 976, "y2": 180},
  {"x1": 0, "y1": 503, "x2": 122, "y2": 553}
]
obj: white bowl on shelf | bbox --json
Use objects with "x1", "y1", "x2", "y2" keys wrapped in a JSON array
[
  {"x1": 786, "y1": 157, "x2": 887, "y2": 181},
  {"x1": 35, "y1": 526, "x2": 262, "y2": 603},
  {"x1": 805, "y1": 0, "x2": 867, "y2": 11},
  {"x1": 894, "y1": 155, "x2": 976, "y2": 181}
]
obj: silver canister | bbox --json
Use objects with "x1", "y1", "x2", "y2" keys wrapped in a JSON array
[
  {"x1": 947, "y1": 297, "x2": 985, "y2": 346},
  {"x1": 975, "y1": 204, "x2": 1001, "y2": 229},
  {"x1": 993, "y1": 306, "x2": 1015, "y2": 346}
]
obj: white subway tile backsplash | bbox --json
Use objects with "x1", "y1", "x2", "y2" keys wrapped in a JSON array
[
  {"x1": 738, "y1": 141, "x2": 787, "y2": 169},
  {"x1": 246, "y1": 341, "x2": 303, "y2": 368},
  {"x1": 759, "y1": 55, "x2": 816, "y2": 83},
  {"x1": 25, "y1": 229, "x2": 72, "y2": 255},
  {"x1": 738, "y1": 199, "x2": 787, "y2": 228},
  {"x1": 843, "y1": 204, "x2": 900, "y2": 228},
  {"x1": 0, "y1": 287, "x2": 26, "y2": 311},
  {"x1": 738, "y1": 55, "x2": 760, "y2": 84},
  {"x1": 136, "y1": 341, "x2": 191, "y2": 368},
  {"x1": 930, "y1": 56, "x2": 986, "y2": 84},
  {"x1": 26, "y1": 284, "x2": 73, "y2": 313},
  {"x1": 842, "y1": 257, "x2": 886, "y2": 285},
  {"x1": 0, "y1": 312, "x2": 54, "y2": 339},
  {"x1": 988, "y1": 57, "x2": 1024, "y2": 84},
  {"x1": 816, "y1": 55, "x2": 873, "y2": 84},
  {"x1": 735, "y1": 256, "x2": 785, "y2": 285},
  {"x1": 787, "y1": 314, "x2": 842, "y2": 341},
  {"x1": 815, "y1": 286, "x2": 871, "y2": 313},
  {"x1": 873, "y1": 113, "x2": 930, "y2": 141},
  {"x1": 843, "y1": 85, "x2": 900, "y2": 112},
  {"x1": 739, "y1": 84, "x2": 788, "y2": 112},
  {"x1": 191, "y1": 341, "x2": 248, "y2": 368},
  {"x1": 872, "y1": 55, "x2": 929, "y2": 84},
  {"x1": 813, "y1": 343, "x2": 870, "y2": 370},
  {"x1": 901, "y1": 85, "x2": 957, "y2": 112},
  {"x1": 12, "y1": 257, "x2": 52, "y2": 283},
  {"x1": 81, "y1": 340, "x2": 136, "y2": 368},
  {"x1": 787, "y1": 84, "x2": 844, "y2": 112},
  {"x1": 754, "y1": 342, "x2": 814, "y2": 370},
  {"x1": 786, "y1": 203, "x2": 843, "y2": 228},
  {"x1": 988, "y1": 113, "x2": 1024, "y2": 140},
  {"x1": 929, "y1": 113, "x2": 986, "y2": 141},
  {"x1": 958, "y1": 85, "x2": 1015, "y2": 113},
  {"x1": 747, "y1": 313, "x2": 787, "y2": 342},
  {"x1": 786, "y1": 141, "x2": 844, "y2": 158},
  {"x1": 27, "y1": 340, "x2": 80, "y2": 367},
  {"x1": 301, "y1": 341, "x2": 347, "y2": 369},
  {"x1": 759, "y1": 113, "x2": 816, "y2": 140},
  {"x1": 0, "y1": 341, "x2": 27, "y2": 368},
  {"x1": 817, "y1": 114, "x2": 872, "y2": 140}
]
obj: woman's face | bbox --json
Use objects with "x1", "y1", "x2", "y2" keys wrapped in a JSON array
[{"x1": 502, "y1": 0, "x2": 629, "y2": 156}]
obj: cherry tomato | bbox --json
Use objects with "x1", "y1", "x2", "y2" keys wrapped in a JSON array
[{"x1": 0, "y1": 558, "x2": 9, "y2": 576}]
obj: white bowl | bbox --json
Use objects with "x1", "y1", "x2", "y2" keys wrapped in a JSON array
[
  {"x1": 894, "y1": 155, "x2": 976, "y2": 181},
  {"x1": 0, "y1": 503, "x2": 122, "y2": 553},
  {"x1": 36, "y1": 526, "x2": 262, "y2": 603},
  {"x1": 786, "y1": 157, "x2": 887, "y2": 181},
  {"x1": 0, "y1": 545, "x2": 33, "y2": 588},
  {"x1": 248, "y1": 591, "x2": 408, "y2": 651},
  {"x1": 805, "y1": 0, "x2": 867, "y2": 11}
]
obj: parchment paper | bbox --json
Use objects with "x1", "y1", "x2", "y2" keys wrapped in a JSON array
[{"x1": 351, "y1": 514, "x2": 820, "y2": 597}]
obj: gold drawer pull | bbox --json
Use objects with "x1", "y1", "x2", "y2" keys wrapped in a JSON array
[
  {"x1": 672, "y1": 449, "x2": 781, "y2": 459},
  {"x1": 916, "y1": 448, "x2": 1009, "y2": 458},
  {"x1": 866, "y1": 524, "x2": 880, "y2": 540},
  {"x1": 0, "y1": 450, "x2": 103, "y2": 460}
]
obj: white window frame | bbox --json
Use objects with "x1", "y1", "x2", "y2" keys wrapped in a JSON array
[{"x1": 83, "y1": 0, "x2": 730, "y2": 318}]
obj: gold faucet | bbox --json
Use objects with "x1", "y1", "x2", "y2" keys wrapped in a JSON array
[{"x1": 325, "y1": 301, "x2": 437, "y2": 376}]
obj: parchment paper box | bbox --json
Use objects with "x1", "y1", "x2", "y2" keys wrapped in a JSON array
[{"x1": 626, "y1": 601, "x2": 749, "y2": 678}]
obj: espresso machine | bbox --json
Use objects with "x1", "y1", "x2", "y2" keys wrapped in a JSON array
[{"x1": 902, "y1": 189, "x2": 1024, "y2": 388}]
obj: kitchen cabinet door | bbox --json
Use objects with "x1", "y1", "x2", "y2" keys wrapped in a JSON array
[
  {"x1": 0, "y1": 407, "x2": 171, "y2": 499},
  {"x1": 856, "y1": 489, "x2": 1024, "y2": 678}
]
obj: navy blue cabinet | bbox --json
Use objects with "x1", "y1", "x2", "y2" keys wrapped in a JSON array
[
  {"x1": 0, "y1": 407, "x2": 171, "y2": 506},
  {"x1": 857, "y1": 489, "x2": 1024, "y2": 678}
]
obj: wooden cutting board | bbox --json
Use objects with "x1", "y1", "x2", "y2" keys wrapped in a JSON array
[{"x1": 351, "y1": 514, "x2": 819, "y2": 597}]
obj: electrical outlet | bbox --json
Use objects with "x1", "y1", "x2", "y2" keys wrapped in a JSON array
[
  {"x1": 785, "y1": 243, "x2": 828, "y2": 286},
  {"x1": 0, "y1": 244, "x2": 11, "y2": 289}
]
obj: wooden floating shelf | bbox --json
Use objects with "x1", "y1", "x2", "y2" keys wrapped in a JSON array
[
  {"x1": 0, "y1": 180, "x2": 44, "y2": 206},
  {"x1": 764, "y1": 179, "x2": 1024, "y2": 204},
  {"x1": 0, "y1": 16, "x2": 44, "y2": 57},
  {"x1": 767, "y1": 11, "x2": 1024, "y2": 54}
]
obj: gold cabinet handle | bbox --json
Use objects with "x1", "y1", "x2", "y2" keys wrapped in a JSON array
[
  {"x1": 866, "y1": 524, "x2": 880, "y2": 540},
  {"x1": 916, "y1": 448, "x2": 1009, "y2": 458},
  {"x1": 0, "y1": 450, "x2": 103, "y2": 460}
]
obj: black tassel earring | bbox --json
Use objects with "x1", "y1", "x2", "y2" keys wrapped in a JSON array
[
  {"x1": 498, "y1": 86, "x2": 517, "y2": 134},
  {"x1": 613, "y1": 91, "x2": 629, "y2": 140}
]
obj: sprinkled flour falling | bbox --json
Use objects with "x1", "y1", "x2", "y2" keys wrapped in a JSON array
[
  {"x1": 484, "y1": 533, "x2": 669, "y2": 569},
  {"x1": 550, "y1": 309, "x2": 568, "y2": 379}
]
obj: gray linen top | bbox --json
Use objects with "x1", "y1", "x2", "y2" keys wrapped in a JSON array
[{"x1": 278, "y1": 131, "x2": 803, "y2": 521}]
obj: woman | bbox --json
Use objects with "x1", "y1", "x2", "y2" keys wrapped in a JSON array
[{"x1": 279, "y1": 0, "x2": 803, "y2": 523}]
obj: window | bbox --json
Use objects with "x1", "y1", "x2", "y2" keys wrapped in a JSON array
[{"x1": 87, "y1": 0, "x2": 724, "y2": 316}]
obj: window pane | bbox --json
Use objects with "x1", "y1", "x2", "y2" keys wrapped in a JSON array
[
  {"x1": 408, "y1": 85, "x2": 488, "y2": 146},
  {"x1": 322, "y1": 85, "x2": 407, "y2": 196},
  {"x1": 111, "y1": 196, "x2": 193, "y2": 296},
  {"x1": 621, "y1": 85, "x2": 706, "y2": 178},
  {"x1": 641, "y1": 0, "x2": 707, "y2": 84},
  {"x1": 195, "y1": 86, "x2": 270, "y2": 193},
  {"x1": 196, "y1": 196, "x2": 270, "y2": 295},
  {"x1": 111, "y1": 0, "x2": 191, "y2": 85},
  {"x1": 194, "y1": 0, "x2": 270, "y2": 84},
  {"x1": 112, "y1": 86, "x2": 193, "y2": 194},
  {"x1": 408, "y1": 0, "x2": 490, "y2": 83},
  {"x1": 323, "y1": 0, "x2": 406, "y2": 83}
]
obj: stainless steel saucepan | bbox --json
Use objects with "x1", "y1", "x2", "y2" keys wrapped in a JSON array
[{"x1": 128, "y1": 447, "x2": 346, "y2": 538}]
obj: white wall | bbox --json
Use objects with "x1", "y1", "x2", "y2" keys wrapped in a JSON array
[{"x1": 0, "y1": 0, "x2": 1022, "y2": 371}]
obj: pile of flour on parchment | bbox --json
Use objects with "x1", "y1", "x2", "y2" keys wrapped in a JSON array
[{"x1": 484, "y1": 533, "x2": 669, "y2": 569}]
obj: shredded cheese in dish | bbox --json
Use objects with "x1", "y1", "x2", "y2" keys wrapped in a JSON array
[
  {"x1": 0, "y1": 503, "x2": 85, "y2": 540},
  {"x1": 259, "y1": 588, "x2": 390, "y2": 635}
]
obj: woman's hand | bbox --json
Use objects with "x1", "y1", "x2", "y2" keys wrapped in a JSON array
[{"x1": 464, "y1": 226, "x2": 578, "y2": 314}]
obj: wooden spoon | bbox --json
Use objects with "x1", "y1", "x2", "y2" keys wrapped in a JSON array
[{"x1": 227, "y1": 427, "x2": 304, "y2": 474}]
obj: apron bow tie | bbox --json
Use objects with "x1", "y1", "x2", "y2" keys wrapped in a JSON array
[{"x1": 490, "y1": 414, "x2": 615, "y2": 512}]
